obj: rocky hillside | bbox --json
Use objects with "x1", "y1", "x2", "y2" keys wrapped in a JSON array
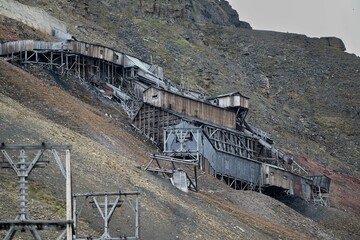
[
  {"x1": 1, "y1": 0, "x2": 360, "y2": 239},
  {"x1": 0, "y1": 37, "x2": 341, "y2": 240}
]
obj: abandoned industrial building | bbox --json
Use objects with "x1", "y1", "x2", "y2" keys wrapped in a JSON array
[
  {"x1": 0, "y1": 39, "x2": 331, "y2": 205},
  {"x1": 0, "y1": 37, "x2": 331, "y2": 223}
]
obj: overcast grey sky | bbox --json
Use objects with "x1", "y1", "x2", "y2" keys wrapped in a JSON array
[{"x1": 228, "y1": 0, "x2": 360, "y2": 56}]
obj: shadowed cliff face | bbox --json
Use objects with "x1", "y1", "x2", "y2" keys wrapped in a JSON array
[
  {"x1": 114, "y1": 0, "x2": 251, "y2": 28},
  {"x1": 14, "y1": 0, "x2": 251, "y2": 28}
]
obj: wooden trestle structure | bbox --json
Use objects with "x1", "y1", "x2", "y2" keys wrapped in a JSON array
[{"x1": 0, "y1": 39, "x2": 331, "y2": 206}]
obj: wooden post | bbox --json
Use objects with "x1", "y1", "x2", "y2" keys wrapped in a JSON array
[
  {"x1": 135, "y1": 195, "x2": 139, "y2": 239},
  {"x1": 51, "y1": 51, "x2": 53, "y2": 70},
  {"x1": 61, "y1": 51, "x2": 64, "y2": 74},
  {"x1": 73, "y1": 196, "x2": 77, "y2": 238},
  {"x1": 66, "y1": 149, "x2": 73, "y2": 239},
  {"x1": 66, "y1": 54, "x2": 69, "y2": 76}
]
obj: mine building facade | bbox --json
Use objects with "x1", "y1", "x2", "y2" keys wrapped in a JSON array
[{"x1": 0, "y1": 39, "x2": 331, "y2": 205}]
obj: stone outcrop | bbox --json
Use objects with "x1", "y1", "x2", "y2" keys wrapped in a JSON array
[
  {"x1": 138, "y1": 0, "x2": 186, "y2": 20},
  {"x1": 137, "y1": 0, "x2": 251, "y2": 28},
  {"x1": 218, "y1": 0, "x2": 251, "y2": 28},
  {"x1": 320, "y1": 37, "x2": 346, "y2": 51}
]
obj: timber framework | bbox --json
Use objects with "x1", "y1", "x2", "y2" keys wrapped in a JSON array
[{"x1": 0, "y1": 39, "x2": 331, "y2": 206}]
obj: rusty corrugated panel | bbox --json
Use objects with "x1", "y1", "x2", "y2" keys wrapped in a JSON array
[
  {"x1": 291, "y1": 175, "x2": 312, "y2": 200},
  {"x1": 262, "y1": 164, "x2": 314, "y2": 199},
  {"x1": 293, "y1": 174, "x2": 303, "y2": 196}
]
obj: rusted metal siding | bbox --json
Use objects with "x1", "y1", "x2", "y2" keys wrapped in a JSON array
[
  {"x1": 262, "y1": 165, "x2": 313, "y2": 200},
  {"x1": 262, "y1": 165, "x2": 292, "y2": 190},
  {"x1": 293, "y1": 175, "x2": 312, "y2": 200},
  {"x1": 143, "y1": 87, "x2": 236, "y2": 129}
]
